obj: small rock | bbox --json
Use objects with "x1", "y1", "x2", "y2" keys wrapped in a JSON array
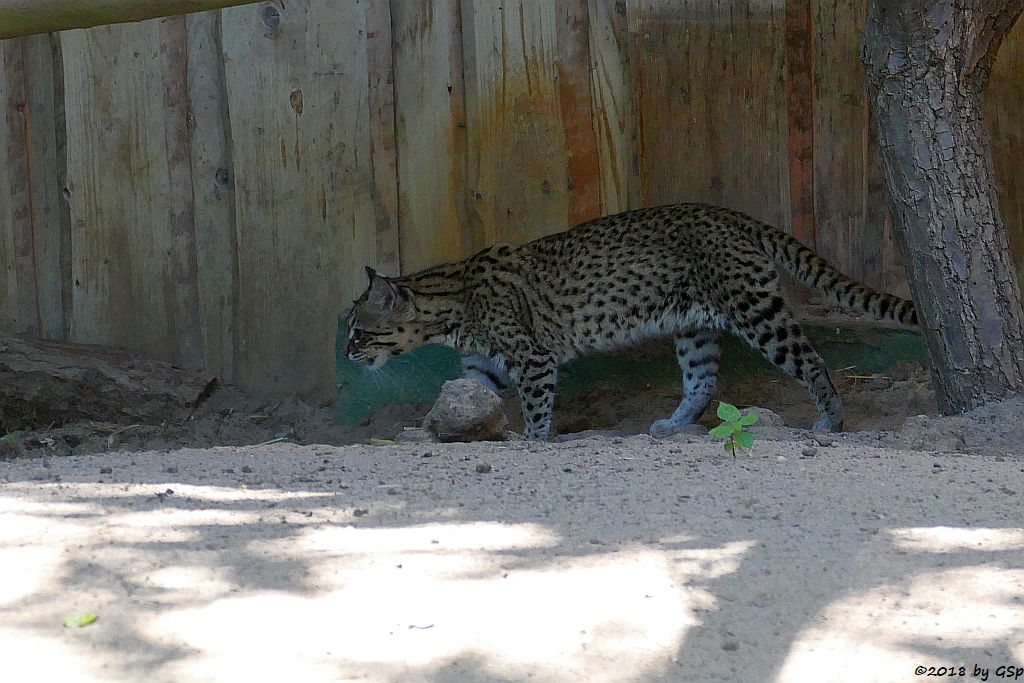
[
  {"x1": 242, "y1": 465, "x2": 253, "y2": 473},
  {"x1": 475, "y1": 463, "x2": 492, "y2": 474},
  {"x1": 801, "y1": 447, "x2": 817, "y2": 458},
  {"x1": 423, "y1": 379, "x2": 508, "y2": 442},
  {"x1": 163, "y1": 465, "x2": 179, "y2": 474},
  {"x1": 743, "y1": 407, "x2": 784, "y2": 427},
  {"x1": 813, "y1": 434, "x2": 835, "y2": 447},
  {"x1": 721, "y1": 641, "x2": 740, "y2": 652},
  {"x1": 99, "y1": 466, "x2": 113, "y2": 474},
  {"x1": 395, "y1": 427, "x2": 434, "y2": 444},
  {"x1": 353, "y1": 508, "x2": 369, "y2": 517}
]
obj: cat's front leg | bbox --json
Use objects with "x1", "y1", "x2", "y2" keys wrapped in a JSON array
[{"x1": 506, "y1": 351, "x2": 558, "y2": 441}]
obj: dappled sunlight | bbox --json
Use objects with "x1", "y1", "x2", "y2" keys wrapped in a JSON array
[
  {"x1": 0, "y1": 545, "x2": 66, "y2": 606},
  {"x1": 776, "y1": 560, "x2": 1024, "y2": 682},
  {"x1": 149, "y1": 525, "x2": 755, "y2": 682},
  {"x1": 889, "y1": 526, "x2": 1024, "y2": 553},
  {"x1": 0, "y1": 480, "x2": 757, "y2": 682},
  {"x1": 0, "y1": 631, "x2": 111, "y2": 683},
  {"x1": 2, "y1": 481, "x2": 337, "y2": 504}
]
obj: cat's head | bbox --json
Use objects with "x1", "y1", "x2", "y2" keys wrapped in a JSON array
[{"x1": 343, "y1": 267, "x2": 421, "y2": 369}]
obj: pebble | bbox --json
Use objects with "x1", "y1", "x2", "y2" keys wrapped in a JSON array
[
  {"x1": 801, "y1": 447, "x2": 817, "y2": 458},
  {"x1": 475, "y1": 463, "x2": 492, "y2": 474},
  {"x1": 813, "y1": 434, "x2": 836, "y2": 447},
  {"x1": 99, "y1": 466, "x2": 113, "y2": 474}
]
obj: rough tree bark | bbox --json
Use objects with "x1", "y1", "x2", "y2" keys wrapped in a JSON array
[{"x1": 861, "y1": 0, "x2": 1024, "y2": 413}]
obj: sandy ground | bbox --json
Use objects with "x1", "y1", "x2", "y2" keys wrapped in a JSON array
[
  {"x1": 1, "y1": 432, "x2": 1022, "y2": 683},
  {"x1": 2, "y1": 358, "x2": 1024, "y2": 682}
]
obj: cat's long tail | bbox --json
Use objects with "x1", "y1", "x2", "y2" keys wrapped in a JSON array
[{"x1": 745, "y1": 218, "x2": 918, "y2": 326}]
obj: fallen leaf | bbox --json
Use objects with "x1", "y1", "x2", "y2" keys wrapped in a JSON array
[{"x1": 63, "y1": 613, "x2": 98, "y2": 628}]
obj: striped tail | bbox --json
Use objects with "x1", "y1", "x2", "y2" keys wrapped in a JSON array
[{"x1": 744, "y1": 219, "x2": 918, "y2": 326}]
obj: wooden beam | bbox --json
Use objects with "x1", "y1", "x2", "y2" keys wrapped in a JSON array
[
  {"x1": 784, "y1": 0, "x2": 817, "y2": 248},
  {"x1": 0, "y1": 0, "x2": 265, "y2": 39}
]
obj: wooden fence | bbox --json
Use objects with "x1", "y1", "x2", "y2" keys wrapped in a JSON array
[{"x1": 0, "y1": 0, "x2": 1022, "y2": 400}]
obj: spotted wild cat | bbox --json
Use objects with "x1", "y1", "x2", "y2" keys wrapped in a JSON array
[{"x1": 344, "y1": 203, "x2": 916, "y2": 441}]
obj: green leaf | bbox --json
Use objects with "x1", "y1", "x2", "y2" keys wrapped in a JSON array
[
  {"x1": 716, "y1": 402, "x2": 741, "y2": 423},
  {"x1": 63, "y1": 613, "x2": 98, "y2": 628},
  {"x1": 709, "y1": 424, "x2": 734, "y2": 439},
  {"x1": 723, "y1": 441, "x2": 734, "y2": 454},
  {"x1": 739, "y1": 412, "x2": 759, "y2": 426},
  {"x1": 736, "y1": 431, "x2": 755, "y2": 450}
]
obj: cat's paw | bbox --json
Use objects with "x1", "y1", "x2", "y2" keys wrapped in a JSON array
[
  {"x1": 649, "y1": 419, "x2": 682, "y2": 439},
  {"x1": 811, "y1": 417, "x2": 843, "y2": 432}
]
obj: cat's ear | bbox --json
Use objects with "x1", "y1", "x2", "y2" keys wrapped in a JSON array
[
  {"x1": 366, "y1": 268, "x2": 399, "y2": 312},
  {"x1": 365, "y1": 266, "x2": 416, "y2": 321}
]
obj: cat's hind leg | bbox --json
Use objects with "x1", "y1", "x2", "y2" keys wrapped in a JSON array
[
  {"x1": 650, "y1": 329, "x2": 721, "y2": 438},
  {"x1": 461, "y1": 354, "x2": 510, "y2": 394}
]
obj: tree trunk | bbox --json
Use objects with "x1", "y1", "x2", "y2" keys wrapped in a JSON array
[
  {"x1": 0, "y1": 0, "x2": 265, "y2": 39},
  {"x1": 0, "y1": 333, "x2": 218, "y2": 431},
  {"x1": 861, "y1": 0, "x2": 1024, "y2": 413}
]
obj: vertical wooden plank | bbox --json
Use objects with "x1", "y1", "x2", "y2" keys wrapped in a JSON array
[
  {"x1": 813, "y1": 0, "x2": 907, "y2": 296},
  {"x1": 587, "y1": 0, "x2": 640, "y2": 214},
  {"x1": 461, "y1": 0, "x2": 573, "y2": 248},
  {"x1": 23, "y1": 34, "x2": 67, "y2": 340},
  {"x1": 556, "y1": 0, "x2": 602, "y2": 225},
  {"x1": 61, "y1": 19, "x2": 200, "y2": 363},
  {"x1": 784, "y1": 0, "x2": 816, "y2": 249},
  {"x1": 0, "y1": 39, "x2": 40, "y2": 335},
  {"x1": 625, "y1": 1, "x2": 790, "y2": 229},
  {"x1": 365, "y1": 0, "x2": 401, "y2": 276},
  {"x1": 221, "y1": 0, "x2": 378, "y2": 399},
  {"x1": 159, "y1": 16, "x2": 204, "y2": 367},
  {"x1": 986, "y1": 15, "x2": 1024, "y2": 290},
  {"x1": 393, "y1": 0, "x2": 471, "y2": 272},
  {"x1": 187, "y1": 10, "x2": 238, "y2": 379}
]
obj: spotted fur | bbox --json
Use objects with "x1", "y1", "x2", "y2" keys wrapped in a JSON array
[{"x1": 344, "y1": 203, "x2": 917, "y2": 440}]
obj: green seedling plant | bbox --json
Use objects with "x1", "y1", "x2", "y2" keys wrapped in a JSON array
[{"x1": 709, "y1": 402, "x2": 758, "y2": 457}]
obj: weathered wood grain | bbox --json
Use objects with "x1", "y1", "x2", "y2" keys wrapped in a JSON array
[
  {"x1": 0, "y1": 0, "x2": 265, "y2": 39},
  {"x1": 587, "y1": 0, "x2": 639, "y2": 214},
  {"x1": 22, "y1": 34, "x2": 67, "y2": 340},
  {"x1": 365, "y1": 0, "x2": 401, "y2": 276},
  {"x1": 0, "y1": 38, "x2": 38, "y2": 335},
  {"x1": 625, "y1": 0, "x2": 790, "y2": 229},
  {"x1": 221, "y1": 0, "x2": 378, "y2": 399},
  {"x1": 556, "y1": 0, "x2": 602, "y2": 226},
  {"x1": 813, "y1": 0, "x2": 908, "y2": 297},
  {"x1": 61, "y1": 19, "x2": 200, "y2": 363},
  {"x1": 986, "y1": 14, "x2": 1024, "y2": 289},
  {"x1": 785, "y1": 0, "x2": 817, "y2": 249},
  {"x1": 187, "y1": 10, "x2": 238, "y2": 379},
  {"x1": 392, "y1": 0, "x2": 471, "y2": 272},
  {"x1": 461, "y1": 0, "x2": 573, "y2": 248}
]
